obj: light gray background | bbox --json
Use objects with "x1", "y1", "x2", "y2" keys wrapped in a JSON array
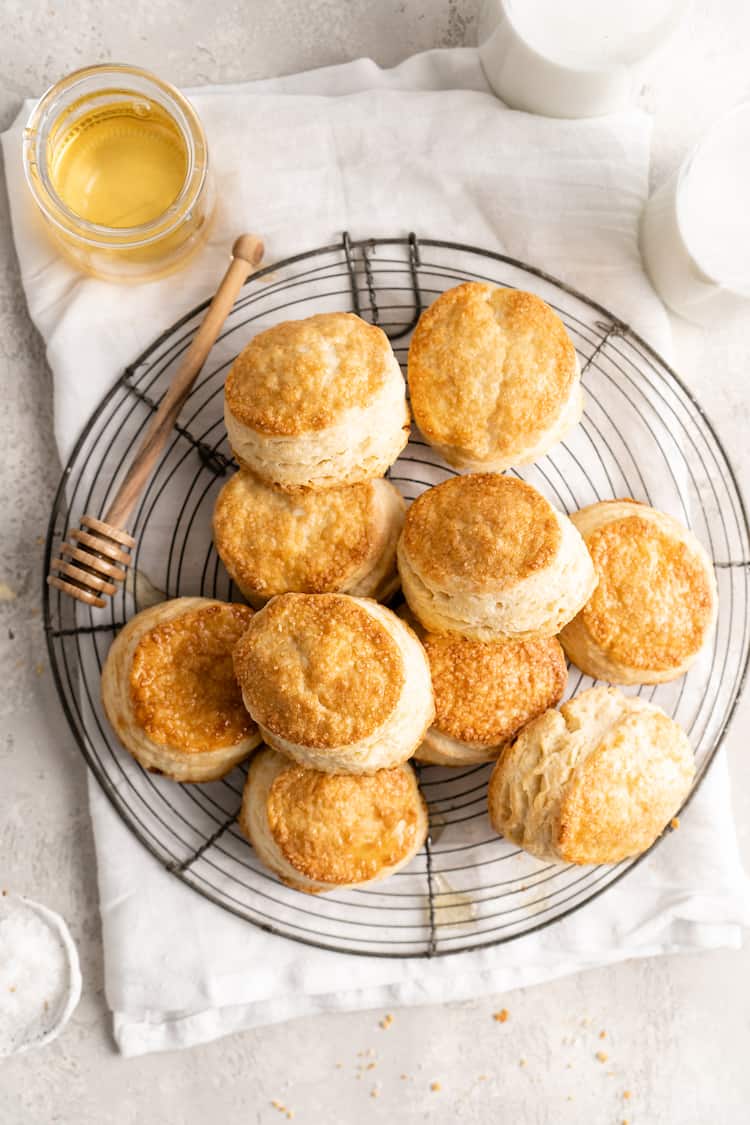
[{"x1": 2, "y1": 2, "x2": 749, "y2": 1122}]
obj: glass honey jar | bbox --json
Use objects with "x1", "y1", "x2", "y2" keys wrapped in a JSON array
[{"x1": 23, "y1": 64, "x2": 214, "y2": 281}]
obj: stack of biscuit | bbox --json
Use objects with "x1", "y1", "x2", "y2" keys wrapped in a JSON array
[
  {"x1": 104, "y1": 311, "x2": 430, "y2": 894},
  {"x1": 217, "y1": 311, "x2": 410, "y2": 602},
  {"x1": 101, "y1": 284, "x2": 717, "y2": 897}
]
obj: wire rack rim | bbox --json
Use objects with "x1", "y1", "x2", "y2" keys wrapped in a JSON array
[{"x1": 43, "y1": 231, "x2": 750, "y2": 960}]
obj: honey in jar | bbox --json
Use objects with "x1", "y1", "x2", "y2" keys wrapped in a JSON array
[
  {"x1": 24, "y1": 65, "x2": 213, "y2": 281},
  {"x1": 49, "y1": 99, "x2": 188, "y2": 229}
]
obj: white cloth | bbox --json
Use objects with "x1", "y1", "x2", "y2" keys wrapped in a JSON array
[{"x1": 3, "y1": 48, "x2": 748, "y2": 1057}]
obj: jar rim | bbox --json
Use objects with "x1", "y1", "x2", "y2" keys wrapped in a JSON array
[{"x1": 23, "y1": 63, "x2": 209, "y2": 249}]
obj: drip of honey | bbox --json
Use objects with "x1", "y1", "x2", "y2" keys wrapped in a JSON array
[{"x1": 48, "y1": 97, "x2": 188, "y2": 228}]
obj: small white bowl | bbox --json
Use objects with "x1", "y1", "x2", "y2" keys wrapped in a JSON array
[
  {"x1": 0, "y1": 894, "x2": 82, "y2": 1057},
  {"x1": 478, "y1": 0, "x2": 685, "y2": 118}
]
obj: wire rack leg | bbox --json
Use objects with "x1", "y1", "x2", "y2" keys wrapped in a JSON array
[
  {"x1": 362, "y1": 242, "x2": 380, "y2": 326},
  {"x1": 418, "y1": 764, "x2": 438, "y2": 956},
  {"x1": 120, "y1": 376, "x2": 234, "y2": 475},
  {"x1": 341, "y1": 231, "x2": 423, "y2": 341},
  {"x1": 166, "y1": 810, "x2": 239, "y2": 874},
  {"x1": 580, "y1": 318, "x2": 630, "y2": 375},
  {"x1": 423, "y1": 831, "x2": 437, "y2": 957},
  {"x1": 342, "y1": 231, "x2": 362, "y2": 317}
]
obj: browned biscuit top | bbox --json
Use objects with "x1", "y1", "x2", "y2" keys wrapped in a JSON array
[
  {"x1": 213, "y1": 471, "x2": 382, "y2": 597},
  {"x1": 408, "y1": 283, "x2": 577, "y2": 461},
  {"x1": 129, "y1": 603, "x2": 256, "y2": 752},
  {"x1": 402, "y1": 473, "x2": 561, "y2": 593},
  {"x1": 233, "y1": 593, "x2": 404, "y2": 748},
  {"x1": 424, "y1": 631, "x2": 567, "y2": 745},
  {"x1": 266, "y1": 762, "x2": 424, "y2": 884},
  {"x1": 225, "y1": 312, "x2": 396, "y2": 436},
  {"x1": 487, "y1": 686, "x2": 694, "y2": 865},
  {"x1": 557, "y1": 705, "x2": 693, "y2": 864},
  {"x1": 581, "y1": 514, "x2": 715, "y2": 672}
]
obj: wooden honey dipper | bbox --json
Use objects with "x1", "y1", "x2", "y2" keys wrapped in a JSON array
[{"x1": 48, "y1": 233, "x2": 265, "y2": 609}]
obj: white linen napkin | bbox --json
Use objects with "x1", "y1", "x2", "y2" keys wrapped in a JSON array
[{"x1": 4, "y1": 48, "x2": 748, "y2": 1057}]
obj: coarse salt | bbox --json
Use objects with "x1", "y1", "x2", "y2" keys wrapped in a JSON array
[{"x1": 0, "y1": 895, "x2": 81, "y2": 1057}]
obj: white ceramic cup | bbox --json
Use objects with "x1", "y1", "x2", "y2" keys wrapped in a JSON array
[
  {"x1": 640, "y1": 103, "x2": 750, "y2": 324},
  {"x1": 477, "y1": 0, "x2": 685, "y2": 118}
]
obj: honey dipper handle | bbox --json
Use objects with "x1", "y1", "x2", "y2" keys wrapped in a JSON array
[{"x1": 104, "y1": 234, "x2": 264, "y2": 531}]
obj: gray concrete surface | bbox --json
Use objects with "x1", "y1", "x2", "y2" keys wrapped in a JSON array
[{"x1": 1, "y1": 1, "x2": 749, "y2": 1122}]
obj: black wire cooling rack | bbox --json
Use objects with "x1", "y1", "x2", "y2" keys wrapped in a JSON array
[{"x1": 44, "y1": 234, "x2": 750, "y2": 958}]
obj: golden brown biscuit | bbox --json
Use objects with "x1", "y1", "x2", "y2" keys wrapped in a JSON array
[
  {"x1": 487, "y1": 685, "x2": 694, "y2": 864},
  {"x1": 411, "y1": 617, "x2": 568, "y2": 765},
  {"x1": 239, "y1": 747, "x2": 428, "y2": 893},
  {"x1": 101, "y1": 597, "x2": 260, "y2": 782},
  {"x1": 559, "y1": 500, "x2": 718, "y2": 683},
  {"x1": 233, "y1": 593, "x2": 434, "y2": 773},
  {"x1": 408, "y1": 283, "x2": 582, "y2": 471},
  {"x1": 224, "y1": 312, "x2": 410, "y2": 490},
  {"x1": 212, "y1": 470, "x2": 405, "y2": 606},
  {"x1": 397, "y1": 473, "x2": 596, "y2": 640}
]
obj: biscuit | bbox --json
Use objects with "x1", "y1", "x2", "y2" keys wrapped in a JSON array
[
  {"x1": 239, "y1": 747, "x2": 428, "y2": 893},
  {"x1": 397, "y1": 473, "x2": 597, "y2": 640},
  {"x1": 487, "y1": 685, "x2": 694, "y2": 864},
  {"x1": 224, "y1": 312, "x2": 410, "y2": 490},
  {"x1": 408, "y1": 283, "x2": 582, "y2": 471},
  {"x1": 410, "y1": 616, "x2": 568, "y2": 766},
  {"x1": 233, "y1": 593, "x2": 435, "y2": 773},
  {"x1": 101, "y1": 597, "x2": 260, "y2": 782},
  {"x1": 559, "y1": 499, "x2": 718, "y2": 683},
  {"x1": 213, "y1": 471, "x2": 405, "y2": 606}
]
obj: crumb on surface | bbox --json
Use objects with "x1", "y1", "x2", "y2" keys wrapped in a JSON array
[
  {"x1": 370, "y1": 1089, "x2": 380, "y2": 1099},
  {"x1": 567, "y1": 1095, "x2": 574, "y2": 1101},
  {"x1": 400, "y1": 1074, "x2": 409, "y2": 1080},
  {"x1": 623, "y1": 1091, "x2": 632, "y2": 1100},
  {"x1": 35, "y1": 663, "x2": 45, "y2": 676},
  {"x1": 599, "y1": 1030, "x2": 607, "y2": 1039},
  {"x1": 430, "y1": 1081, "x2": 441, "y2": 1092},
  {"x1": 366, "y1": 1062, "x2": 376, "y2": 1070},
  {"x1": 493, "y1": 1008, "x2": 509, "y2": 1023},
  {"x1": 379, "y1": 1013, "x2": 394, "y2": 1029},
  {"x1": 581, "y1": 1017, "x2": 591, "y2": 1027},
  {"x1": 596, "y1": 1051, "x2": 608, "y2": 1063},
  {"x1": 671, "y1": 817, "x2": 680, "y2": 830},
  {"x1": 519, "y1": 1058, "x2": 527, "y2": 1068},
  {"x1": 478, "y1": 1075, "x2": 488, "y2": 1081}
]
